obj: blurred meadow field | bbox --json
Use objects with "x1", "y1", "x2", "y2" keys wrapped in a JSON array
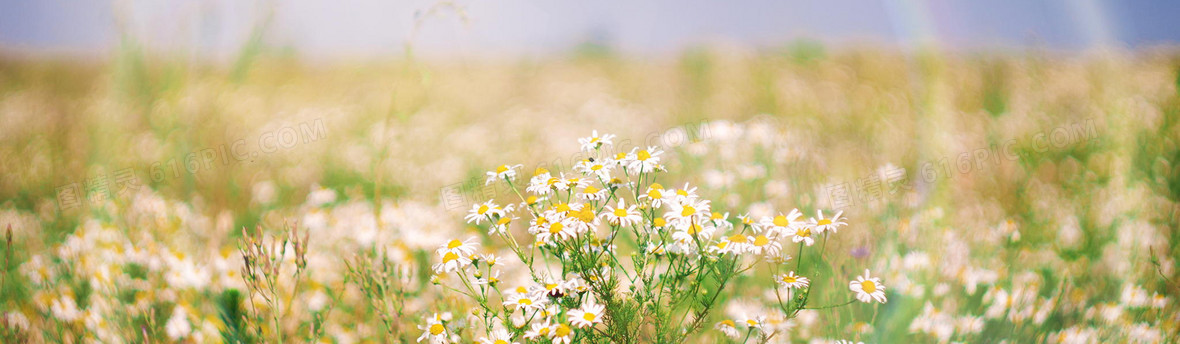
[{"x1": 2, "y1": 37, "x2": 1180, "y2": 343}]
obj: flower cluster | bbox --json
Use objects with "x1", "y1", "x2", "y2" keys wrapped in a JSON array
[{"x1": 429, "y1": 131, "x2": 886, "y2": 343}]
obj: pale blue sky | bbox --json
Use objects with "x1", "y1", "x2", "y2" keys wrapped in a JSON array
[{"x1": 1, "y1": 0, "x2": 1178, "y2": 59}]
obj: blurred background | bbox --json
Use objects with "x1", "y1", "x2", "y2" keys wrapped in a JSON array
[
  {"x1": 4, "y1": 0, "x2": 1180, "y2": 58},
  {"x1": 2, "y1": 1, "x2": 1179, "y2": 343}
]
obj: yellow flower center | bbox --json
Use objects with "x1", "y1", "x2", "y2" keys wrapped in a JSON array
[
  {"x1": 615, "y1": 152, "x2": 626, "y2": 160},
  {"x1": 496, "y1": 165, "x2": 509, "y2": 173},
  {"x1": 526, "y1": 195, "x2": 538, "y2": 205},
  {"x1": 687, "y1": 223, "x2": 702, "y2": 235},
  {"x1": 720, "y1": 319, "x2": 736, "y2": 327},
  {"x1": 429, "y1": 323, "x2": 445, "y2": 335},
  {"x1": 546, "y1": 283, "x2": 558, "y2": 291},
  {"x1": 648, "y1": 189, "x2": 663, "y2": 199},
  {"x1": 442, "y1": 252, "x2": 459, "y2": 263},
  {"x1": 555, "y1": 203, "x2": 571, "y2": 213},
  {"x1": 715, "y1": 241, "x2": 729, "y2": 249},
  {"x1": 547, "y1": 177, "x2": 561, "y2": 186},
  {"x1": 518, "y1": 298, "x2": 533, "y2": 305},
  {"x1": 583, "y1": 312, "x2": 597, "y2": 322},
  {"x1": 817, "y1": 219, "x2": 832, "y2": 226},
  {"x1": 477, "y1": 205, "x2": 489, "y2": 214},
  {"x1": 591, "y1": 164, "x2": 603, "y2": 171},
  {"x1": 746, "y1": 320, "x2": 758, "y2": 327},
  {"x1": 539, "y1": 327, "x2": 550, "y2": 335},
  {"x1": 555, "y1": 324, "x2": 572, "y2": 337},
  {"x1": 549, "y1": 223, "x2": 564, "y2": 234},
  {"x1": 782, "y1": 275, "x2": 797, "y2": 283},
  {"x1": 681, "y1": 206, "x2": 696, "y2": 217},
  {"x1": 753, "y1": 235, "x2": 770, "y2": 246},
  {"x1": 637, "y1": 150, "x2": 651, "y2": 161},
  {"x1": 797, "y1": 228, "x2": 811, "y2": 237},
  {"x1": 575, "y1": 208, "x2": 596, "y2": 223},
  {"x1": 495, "y1": 340, "x2": 509, "y2": 344},
  {"x1": 515, "y1": 286, "x2": 528, "y2": 293},
  {"x1": 614, "y1": 208, "x2": 628, "y2": 217},
  {"x1": 653, "y1": 218, "x2": 666, "y2": 227},
  {"x1": 447, "y1": 240, "x2": 463, "y2": 249},
  {"x1": 497, "y1": 217, "x2": 512, "y2": 225},
  {"x1": 583, "y1": 186, "x2": 599, "y2": 194},
  {"x1": 861, "y1": 281, "x2": 877, "y2": 294},
  {"x1": 729, "y1": 234, "x2": 747, "y2": 243},
  {"x1": 773, "y1": 215, "x2": 789, "y2": 227},
  {"x1": 535, "y1": 167, "x2": 549, "y2": 176},
  {"x1": 711, "y1": 212, "x2": 723, "y2": 220},
  {"x1": 676, "y1": 189, "x2": 688, "y2": 196}
]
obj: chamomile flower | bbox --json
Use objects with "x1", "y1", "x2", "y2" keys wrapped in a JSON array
[
  {"x1": 533, "y1": 219, "x2": 574, "y2": 245},
  {"x1": 669, "y1": 183, "x2": 700, "y2": 203},
  {"x1": 436, "y1": 238, "x2": 479, "y2": 258},
  {"x1": 715, "y1": 234, "x2": 750, "y2": 255},
  {"x1": 478, "y1": 328, "x2": 519, "y2": 344},
  {"x1": 810, "y1": 210, "x2": 846, "y2": 234},
  {"x1": 850, "y1": 269, "x2": 887, "y2": 303},
  {"x1": 551, "y1": 323, "x2": 574, "y2": 344},
  {"x1": 672, "y1": 220, "x2": 718, "y2": 242},
  {"x1": 578, "y1": 130, "x2": 616, "y2": 152},
  {"x1": 417, "y1": 315, "x2": 449, "y2": 343},
  {"x1": 602, "y1": 200, "x2": 642, "y2": 227},
  {"x1": 488, "y1": 215, "x2": 517, "y2": 235},
  {"x1": 432, "y1": 251, "x2": 472, "y2": 274},
  {"x1": 577, "y1": 185, "x2": 608, "y2": 202},
  {"x1": 746, "y1": 233, "x2": 782, "y2": 257},
  {"x1": 743, "y1": 316, "x2": 767, "y2": 332},
  {"x1": 663, "y1": 199, "x2": 710, "y2": 228},
  {"x1": 523, "y1": 320, "x2": 553, "y2": 340},
  {"x1": 641, "y1": 183, "x2": 669, "y2": 208},
  {"x1": 574, "y1": 159, "x2": 613, "y2": 180},
  {"x1": 715, "y1": 319, "x2": 741, "y2": 338},
  {"x1": 791, "y1": 226, "x2": 815, "y2": 246},
  {"x1": 777, "y1": 271, "x2": 810, "y2": 289},
  {"x1": 465, "y1": 201, "x2": 510, "y2": 224},
  {"x1": 626, "y1": 146, "x2": 664, "y2": 172},
  {"x1": 503, "y1": 291, "x2": 546, "y2": 312},
  {"x1": 526, "y1": 168, "x2": 555, "y2": 195},
  {"x1": 536, "y1": 279, "x2": 571, "y2": 298},
  {"x1": 561, "y1": 174, "x2": 592, "y2": 191},
  {"x1": 760, "y1": 209, "x2": 803, "y2": 235},
  {"x1": 485, "y1": 164, "x2": 523, "y2": 185},
  {"x1": 567, "y1": 302, "x2": 605, "y2": 328}
]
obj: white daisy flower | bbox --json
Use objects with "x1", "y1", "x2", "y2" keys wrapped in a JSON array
[
  {"x1": 669, "y1": 183, "x2": 700, "y2": 203},
  {"x1": 850, "y1": 269, "x2": 887, "y2": 303},
  {"x1": 663, "y1": 199, "x2": 710, "y2": 228},
  {"x1": 573, "y1": 159, "x2": 613, "y2": 180},
  {"x1": 577, "y1": 185, "x2": 608, "y2": 202},
  {"x1": 715, "y1": 319, "x2": 741, "y2": 338},
  {"x1": 777, "y1": 271, "x2": 810, "y2": 289},
  {"x1": 488, "y1": 215, "x2": 517, "y2": 235},
  {"x1": 534, "y1": 219, "x2": 575, "y2": 245},
  {"x1": 760, "y1": 208, "x2": 803, "y2": 236},
  {"x1": 791, "y1": 226, "x2": 815, "y2": 246},
  {"x1": 523, "y1": 320, "x2": 553, "y2": 340},
  {"x1": 810, "y1": 210, "x2": 847, "y2": 234},
  {"x1": 672, "y1": 220, "x2": 718, "y2": 242},
  {"x1": 417, "y1": 314, "x2": 449, "y2": 343},
  {"x1": 485, "y1": 164, "x2": 523, "y2": 185},
  {"x1": 747, "y1": 233, "x2": 782, "y2": 257},
  {"x1": 626, "y1": 146, "x2": 664, "y2": 172},
  {"x1": 567, "y1": 302, "x2": 605, "y2": 328},
  {"x1": 436, "y1": 237, "x2": 479, "y2": 258},
  {"x1": 578, "y1": 130, "x2": 616, "y2": 152},
  {"x1": 478, "y1": 328, "x2": 519, "y2": 344},
  {"x1": 602, "y1": 200, "x2": 642, "y2": 227},
  {"x1": 714, "y1": 234, "x2": 749, "y2": 255},
  {"x1": 550, "y1": 323, "x2": 574, "y2": 344},
  {"x1": 640, "y1": 183, "x2": 669, "y2": 208},
  {"x1": 465, "y1": 201, "x2": 510, "y2": 224},
  {"x1": 526, "y1": 168, "x2": 555, "y2": 195},
  {"x1": 503, "y1": 291, "x2": 546, "y2": 312},
  {"x1": 432, "y1": 251, "x2": 472, "y2": 274}
]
